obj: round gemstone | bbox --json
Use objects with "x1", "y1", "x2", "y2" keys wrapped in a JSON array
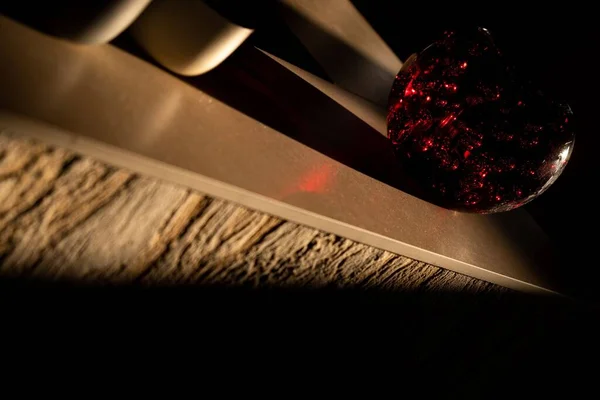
[{"x1": 387, "y1": 28, "x2": 575, "y2": 213}]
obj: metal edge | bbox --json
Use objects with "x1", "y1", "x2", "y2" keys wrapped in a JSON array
[{"x1": 0, "y1": 111, "x2": 560, "y2": 296}]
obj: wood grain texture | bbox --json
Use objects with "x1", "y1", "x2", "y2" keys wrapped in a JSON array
[
  {"x1": 0, "y1": 132, "x2": 507, "y2": 295},
  {"x1": 3, "y1": 133, "x2": 598, "y2": 388}
]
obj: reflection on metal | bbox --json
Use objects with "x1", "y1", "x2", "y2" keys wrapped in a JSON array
[
  {"x1": 71, "y1": 0, "x2": 153, "y2": 44},
  {"x1": 131, "y1": 0, "x2": 253, "y2": 75},
  {"x1": 1, "y1": 0, "x2": 152, "y2": 44},
  {"x1": 281, "y1": 0, "x2": 402, "y2": 106},
  {"x1": 259, "y1": 49, "x2": 387, "y2": 135},
  {"x1": 0, "y1": 17, "x2": 564, "y2": 295}
]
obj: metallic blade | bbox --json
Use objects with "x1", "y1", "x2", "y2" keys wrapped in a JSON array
[
  {"x1": 281, "y1": 0, "x2": 402, "y2": 106},
  {"x1": 0, "y1": 16, "x2": 565, "y2": 296},
  {"x1": 257, "y1": 48, "x2": 387, "y2": 135}
]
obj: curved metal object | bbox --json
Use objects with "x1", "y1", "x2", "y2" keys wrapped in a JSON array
[
  {"x1": 0, "y1": 16, "x2": 565, "y2": 295},
  {"x1": 131, "y1": 0, "x2": 253, "y2": 75},
  {"x1": 281, "y1": 0, "x2": 402, "y2": 106},
  {"x1": 0, "y1": 0, "x2": 152, "y2": 44}
]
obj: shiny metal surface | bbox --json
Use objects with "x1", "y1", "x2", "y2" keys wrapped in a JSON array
[
  {"x1": 258, "y1": 49, "x2": 387, "y2": 135},
  {"x1": 1, "y1": 0, "x2": 152, "y2": 44},
  {"x1": 281, "y1": 0, "x2": 402, "y2": 106},
  {"x1": 68, "y1": 0, "x2": 152, "y2": 44},
  {"x1": 131, "y1": 0, "x2": 253, "y2": 75},
  {"x1": 0, "y1": 17, "x2": 562, "y2": 294}
]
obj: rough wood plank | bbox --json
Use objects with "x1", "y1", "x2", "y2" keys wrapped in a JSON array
[
  {"x1": 0, "y1": 133, "x2": 507, "y2": 295},
  {"x1": 5, "y1": 133, "x2": 598, "y2": 385}
]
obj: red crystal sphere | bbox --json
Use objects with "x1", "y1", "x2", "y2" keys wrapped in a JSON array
[{"x1": 387, "y1": 28, "x2": 575, "y2": 213}]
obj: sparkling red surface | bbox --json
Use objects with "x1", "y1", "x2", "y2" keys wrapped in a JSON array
[{"x1": 387, "y1": 28, "x2": 575, "y2": 213}]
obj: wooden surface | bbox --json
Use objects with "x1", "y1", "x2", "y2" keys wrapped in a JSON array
[
  {"x1": 0, "y1": 132, "x2": 506, "y2": 294},
  {"x1": 0, "y1": 14, "x2": 559, "y2": 294},
  {"x1": 2, "y1": 132, "x2": 598, "y2": 385}
]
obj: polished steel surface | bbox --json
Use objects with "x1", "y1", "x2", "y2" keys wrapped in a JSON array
[
  {"x1": 1, "y1": 0, "x2": 153, "y2": 44},
  {"x1": 258, "y1": 49, "x2": 387, "y2": 135},
  {"x1": 0, "y1": 17, "x2": 562, "y2": 294},
  {"x1": 281, "y1": 0, "x2": 402, "y2": 106},
  {"x1": 69, "y1": 0, "x2": 152, "y2": 44},
  {"x1": 131, "y1": 0, "x2": 253, "y2": 75}
]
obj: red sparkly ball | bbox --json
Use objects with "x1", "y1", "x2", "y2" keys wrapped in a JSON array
[{"x1": 387, "y1": 28, "x2": 575, "y2": 213}]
